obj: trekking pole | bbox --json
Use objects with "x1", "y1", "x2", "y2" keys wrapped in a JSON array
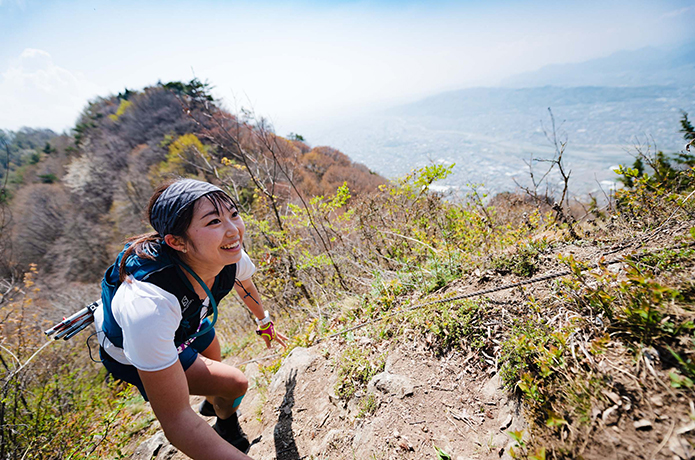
[{"x1": 45, "y1": 301, "x2": 100, "y2": 340}]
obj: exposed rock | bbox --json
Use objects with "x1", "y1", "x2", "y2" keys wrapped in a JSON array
[
  {"x1": 384, "y1": 351, "x2": 398, "y2": 373},
  {"x1": 269, "y1": 347, "x2": 319, "y2": 394},
  {"x1": 314, "y1": 429, "x2": 351, "y2": 455},
  {"x1": 481, "y1": 373, "x2": 502, "y2": 401},
  {"x1": 352, "y1": 422, "x2": 376, "y2": 457},
  {"x1": 131, "y1": 431, "x2": 167, "y2": 460},
  {"x1": 156, "y1": 444, "x2": 178, "y2": 459},
  {"x1": 633, "y1": 419, "x2": 653, "y2": 430},
  {"x1": 367, "y1": 371, "x2": 414, "y2": 398}
]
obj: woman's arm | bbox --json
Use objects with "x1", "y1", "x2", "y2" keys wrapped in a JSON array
[
  {"x1": 233, "y1": 278, "x2": 265, "y2": 321},
  {"x1": 233, "y1": 278, "x2": 287, "y2": 348},
  {"x1": 139, "y1": 364, "x2": 251, "y2": 460}
]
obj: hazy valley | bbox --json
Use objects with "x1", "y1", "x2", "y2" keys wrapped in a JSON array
[{"x1": 303, "y1": 44, "x2": 695, "y2": 198}]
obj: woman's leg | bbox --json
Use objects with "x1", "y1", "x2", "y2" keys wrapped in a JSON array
[
  {"x1": 198, "y1": 336, "x2": 222, "y2": 408},
  {"x1": 199, "y1": 334, "x2": 222, "y2": 361},
  {"x1": 185, "y1": 355, "x2": 248, "y2": 420}
]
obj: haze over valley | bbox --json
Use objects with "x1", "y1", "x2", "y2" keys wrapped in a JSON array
[{"x1": 302, "y1": 43, "x2": 695, "y2": 197}]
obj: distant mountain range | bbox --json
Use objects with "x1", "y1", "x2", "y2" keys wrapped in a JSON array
[
  {"x1": 303, "y1": 43, "x2": 695, "y2": 198},
  {"x1": 501, "y1": 42, "x2": 695, "y2": 88}
]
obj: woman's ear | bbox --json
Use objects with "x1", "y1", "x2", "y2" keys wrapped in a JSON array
[{"x1": 164, "y1": 234, "x2": 187, "y2": 253}]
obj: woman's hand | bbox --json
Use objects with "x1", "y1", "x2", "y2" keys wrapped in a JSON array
[
  {"x1": 139, "y1": 363, "x2": 252, "y2": 459},
  {"x1": 234, "y1": 278, "x2": 289, "y2": 349},
  {"x1": 256, "y1": 321, "x2": 288, "y2": 349}
]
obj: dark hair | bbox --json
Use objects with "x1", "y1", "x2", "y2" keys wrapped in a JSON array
[{"x1": 118, "y1": 180, "x2": 237, "y2": 281}]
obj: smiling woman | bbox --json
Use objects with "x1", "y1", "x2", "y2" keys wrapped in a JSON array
[{"x1": 93, "y1": 178, "x2": 287, "y2": 459}]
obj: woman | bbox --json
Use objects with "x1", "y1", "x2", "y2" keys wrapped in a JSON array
[{"x1": 94, "y1": 178, "x2": 287, "y2": 459}]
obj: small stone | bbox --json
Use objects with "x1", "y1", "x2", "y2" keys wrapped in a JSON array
[
  {"x1": 650, "y1": 395, "x2": 664, "y2": 407},
  {"x1": 603, "y1": 390, "x2": 621, "y2": 405},
  {"x1": 367, "y1": 372, "x2": 414, "y2": 399},
  {"x1": 328, "y1": 389, "x2": 340, "y2": 405},
  {"x1": 602, "y1": 405, "x2": 620, "y2": 425},
  {"x1": 481, "y1": 373, "x2": 501, "y2": 401},
  {"x1": 398, "y1": 437, "x2": 414, "y2": 451},
  {"x1": 634, "y1": 419, "x2": 653, "y2": 430},
  {"x1": 676, "y1": 422, "x2": 695, "y2": 435},
  {"x1": 499, "y1": 414, "x2": 513, "y2": 431}
]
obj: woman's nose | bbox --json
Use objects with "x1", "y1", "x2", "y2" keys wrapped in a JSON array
[{"x1": 225, "y1": 219, "x2": 240, "y2": 236}]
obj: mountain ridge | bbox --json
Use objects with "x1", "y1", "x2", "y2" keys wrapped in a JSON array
[{"x1": 499, "y1": 42, "x2": 695, "y2": 88}]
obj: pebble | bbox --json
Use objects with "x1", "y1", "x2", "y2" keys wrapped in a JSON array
[
  {"x1": 603, "y1": 390, "x2": 621, "y2": 405},
  {"x1": 650, "y1": 395, "x2": 664, "y2": 407},
  {"x1": 499, "y1": 414, "x2": 513, "y2": 431},
  {"x1": 634, "y1": 419, "x2": 653, "y2": 430},
  {"x1": 602, "y1": 405, "x2": 620, "y2": 425}
]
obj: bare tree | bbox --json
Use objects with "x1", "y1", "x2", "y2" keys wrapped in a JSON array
[{"x1": 513, "y1": 108, "x2": 577, "y2": 237}]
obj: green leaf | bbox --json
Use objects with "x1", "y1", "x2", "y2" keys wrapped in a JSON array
[
  {"x1": 545, "y1": 410, "x2": 567, "y2": 427},
  {"x1": 529, "y1": 447, "x2": 547, "y2": 460},
  {"x1": 506, "y1": 429, "x2": 524, "y2": 443},
  {"x1": 434, "y1": 446, "x2": 452, "y2": 460}
]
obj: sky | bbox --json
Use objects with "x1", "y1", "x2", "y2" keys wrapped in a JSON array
[{"x1": 1, "y1": 0, "x2": 694, "y2": 137}]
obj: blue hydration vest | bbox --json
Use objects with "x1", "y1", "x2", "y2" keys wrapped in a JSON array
[{"x1": 100, "y1": 243, "x2": 237, "y2": 349}]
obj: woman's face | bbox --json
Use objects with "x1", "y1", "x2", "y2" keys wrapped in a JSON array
[{"x1": 181, "y1": 197, "x2": 245, "y2": 270}]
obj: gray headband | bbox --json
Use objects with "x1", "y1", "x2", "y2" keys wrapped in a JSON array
[{"x1": 150, "y1": 179, "x2": 224, "y2": 236}]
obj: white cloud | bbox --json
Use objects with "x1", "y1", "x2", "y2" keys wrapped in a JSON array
[
  {"x1": 662, "y1": 6, "x2": 695, "y2": 19},
  {"x1": 0, "y1": 48, "x2": 105, "y2": 131}
]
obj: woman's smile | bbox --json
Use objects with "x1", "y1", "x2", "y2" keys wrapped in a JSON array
[
  {"x1": 221, "y1": 241, "x2": 241, "y2": 251},
  {"x1": 179, "y1": 197, "x2": 246, "y2": 276}
]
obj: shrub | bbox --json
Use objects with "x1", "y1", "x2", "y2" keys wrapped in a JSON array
[{"x1": 334, "y1": 345, "x2": 384, "y2": 400}]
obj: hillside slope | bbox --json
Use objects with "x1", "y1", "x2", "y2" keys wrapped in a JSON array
[{"x1": 127, "y1": 214, "x2": 695, "y2": 460}]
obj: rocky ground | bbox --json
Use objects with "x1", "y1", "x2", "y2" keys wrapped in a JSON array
[
  {"x1": 126, "y1": 225, "x2": 695, "y2": 460},
  {"x1": 130, "y1": 343, "x2": 525, "y2": 460}
]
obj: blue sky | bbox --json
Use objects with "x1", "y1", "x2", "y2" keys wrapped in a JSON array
[{"x1": 1, "y1": 0, "x2": 694, "y2": 135}]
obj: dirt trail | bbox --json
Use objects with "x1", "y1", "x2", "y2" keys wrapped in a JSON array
[{"x1": 132, "y1": 341, "x2": 523, "y2": 460}]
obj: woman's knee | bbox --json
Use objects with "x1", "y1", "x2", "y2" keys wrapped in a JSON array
[
  {"x1": 231, "y1": 371, "x2": 248, "y2": 395},
  {"x1": 217, "y1": 365, "x2": 248, "y2": 398}
]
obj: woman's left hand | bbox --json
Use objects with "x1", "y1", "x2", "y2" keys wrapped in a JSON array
[{"x1": 256, "y1": 321, "x2": 288, "y2": 349}]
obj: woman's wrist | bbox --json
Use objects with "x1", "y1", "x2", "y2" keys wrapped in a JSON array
[{"x1": 254, "y1": 311, "x2": 272, "y2": 327}]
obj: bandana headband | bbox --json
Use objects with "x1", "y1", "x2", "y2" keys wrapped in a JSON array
[{"x1": 150, "y1": 179, "x2": 224, "y2": 236}]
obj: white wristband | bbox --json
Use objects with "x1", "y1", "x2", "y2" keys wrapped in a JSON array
[{"x1": 255, "y1": 311, "x2": 271, "y2": 327}]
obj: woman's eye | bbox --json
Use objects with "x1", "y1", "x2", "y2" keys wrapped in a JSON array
[
  {"x1": 231, "y1": 211, "x2": 239, "y2": 218},
  {"x1": 207, "y1": 218, "x2": 221, "y2": 225}
]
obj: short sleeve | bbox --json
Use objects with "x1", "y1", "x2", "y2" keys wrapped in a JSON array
[
  {"x1": 235, "y1": 249, "x2": 256, "y2": 281},
  {"x1": 111, "y1": 278, "x2": 182, "y2": 371}
]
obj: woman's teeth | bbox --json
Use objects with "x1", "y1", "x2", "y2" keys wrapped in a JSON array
[{"x1": 222, "y1": 243, "x2": 240, "y2": 250}]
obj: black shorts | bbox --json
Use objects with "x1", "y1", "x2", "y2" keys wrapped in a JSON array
[{"x1": 100, "y1": 322, "x2": 216, "y2": 401}]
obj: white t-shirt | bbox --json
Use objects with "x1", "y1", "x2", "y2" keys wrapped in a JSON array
[{"x1": 95, "y1": 250, "x2": 256, "y2": 371}]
